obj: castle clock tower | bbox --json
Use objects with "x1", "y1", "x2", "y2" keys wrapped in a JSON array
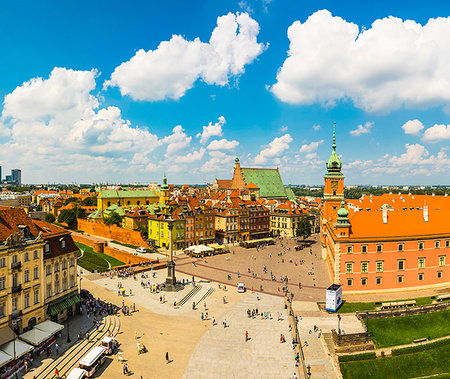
[{"x1": 323, "y1": 123, "x2": 344, "y2": 220}]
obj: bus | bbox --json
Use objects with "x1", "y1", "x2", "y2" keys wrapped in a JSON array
[{"x1": 79, "y1": 346, "x2": 106, "y2": 377}]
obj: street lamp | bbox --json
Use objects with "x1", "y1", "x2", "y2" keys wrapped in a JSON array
[
  {"x1": 11, "y1": 318, "x2": 18, "y2": 379},
  {"x1": 66, "y1": 290, "x2": 71, "y2": 343},
  {"x1": 307, "y1": 364, "x2": 311, "y2": 378},
  {"x1": 337, "y1": 314, "x2": 342, "y2": 335}
]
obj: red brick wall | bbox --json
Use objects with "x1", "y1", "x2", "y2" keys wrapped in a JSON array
[{"x1": 77, "y1": 219, "x2": 148, "y2": 247}]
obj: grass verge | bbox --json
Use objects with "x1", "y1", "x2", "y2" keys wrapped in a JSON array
[
  {"x1": 75, "y1": 242, "x2": 124, "y2": 272},
  {"x1": 340, "y1": 344, "x2": 450, "y2": 379},
  {"x1": 336, "y1": 296, "x2": 437, "y2": 314},
  {"x1": 366, "y1": 309, "x2": 450, "y2": 348}
]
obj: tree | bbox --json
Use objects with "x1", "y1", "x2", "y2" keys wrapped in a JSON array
[
  {"x1": 64, "y1": 197, "x2": 78, "y2": 206},
  {"x1": 45, "y1": 213, "x2": 55, "y2": 223},
  {"x1": 58, "y1": 209, "x2": 77, "y2": 228},
  {"x1": 296, "y1": 217, "x2": 312, "y2": 240},
  {"x1": 104, "y1": 211, "x2": 122, "y2": 227},
  {"x1": 57, "y1": 205, "x2": 85, "y2": 229},
  {"x1": 81, "y1": 196, "x2": 97, "y2": 206}
]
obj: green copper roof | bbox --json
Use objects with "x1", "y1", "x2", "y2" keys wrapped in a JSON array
[
  {"x1": 285, "y1": 187, "x2": 297, "y2": 203},
  {"x1": 241, "y1": 168, "x2": 287, "y2": 199},
  {"x1": 326, "y1": 123, "x2": 342, "y2": 173},
  {"x1": 100, "y1": 189, "x2": 158, "y2": 198},
  {"x1": 336, "y1": 200, "x2": 350, "y2": 227},
  {"x1": 161, "y1": 174, "x2": 169, "y2": 190},
  {"x1": 104, "y1": 204, "x2": 125, "y2": 216},
  {"x1": 87, "y1": 209, "x2": 103, "y2": 219}
]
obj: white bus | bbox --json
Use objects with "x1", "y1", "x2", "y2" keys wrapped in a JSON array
[{"x1": 79, "y1": 346, "x2": 106, "y2": 377}]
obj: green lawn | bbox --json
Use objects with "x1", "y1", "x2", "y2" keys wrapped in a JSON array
[
  {"x1": 366, "y1": 309, "x2": 450, "y2": 348},
  {"x1": 336, "y1": 296, "x2": 436, "y2": 313},
  {"x1": 75, "y1": 242, "x2": 125, "y2": 272},
  {"x1": 340, "y1": 344, "x2": 450, "y2": 379}
]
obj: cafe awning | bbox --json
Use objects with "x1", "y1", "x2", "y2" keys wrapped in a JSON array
[
  {"x1": 0, "y1": 339, "x2": 33, "y2": 360},
  {"x1": 19, "y1": 328, "x2": 50, "y2": 346},
  {"x1": 0, "y1": 350, "x2": 12, "y2": 367},
  {"x1": 47, "y1": 293, "x2": 81, "y2": 316},
  {"x1": 34, "y1": 320, "x2": 64, "y2": 336}
]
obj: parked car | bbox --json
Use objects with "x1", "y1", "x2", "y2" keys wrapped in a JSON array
[
  {"x1": 237, "y1": 282, "x2": 246, "y2": 293},
  {"x1": 136, "y1": 247, "x2": 148, "y2": 253}
]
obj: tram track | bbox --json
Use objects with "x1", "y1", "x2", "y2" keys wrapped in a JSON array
[{"x1": 34, "y1": 314, "x2": 120, "y2": 378}]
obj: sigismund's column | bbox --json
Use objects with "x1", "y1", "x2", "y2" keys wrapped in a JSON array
[{"x1": 163, "y1": 218, "x2": 183, "y2": 291}]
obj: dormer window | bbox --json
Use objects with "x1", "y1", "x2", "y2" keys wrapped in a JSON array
[
  {"x1": 44, "y1": 244, "x2": 50, "y2": 253},
  {"x1": 59, "y1": 238, "x2": 66, "y2": 249}
]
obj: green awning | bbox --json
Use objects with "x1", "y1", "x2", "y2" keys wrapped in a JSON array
[{"x1": 48, "y1": 294, "x2": 81, "y2": 316}]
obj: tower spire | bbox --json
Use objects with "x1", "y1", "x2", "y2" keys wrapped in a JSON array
[{"x1": 332, "y1": 122, "x2": 336, "y2": 151}]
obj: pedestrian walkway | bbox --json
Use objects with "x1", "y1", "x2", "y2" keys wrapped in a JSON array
[
  {"x1": 183, "y1": 293, "x2": 299, "y2": 379},
  {"x1": 294, "y1": 302, "x2": 365, "y2": 379}
]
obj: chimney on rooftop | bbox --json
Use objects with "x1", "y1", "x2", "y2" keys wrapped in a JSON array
[
  {"x1": 423, "y1": 206, "x2": 429, "y2": 222},
  {"x1": 382, "y1": 208, "x2": 388, "y2": 224}
]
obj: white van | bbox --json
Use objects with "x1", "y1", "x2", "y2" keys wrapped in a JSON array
[
  {"x1": 79, "y1": 346, "x2": 106, "y2": 377},
  {"x1": 66, "y1": 367, "x2": 87, "y2": 379},
  {"x1": 237, "y1": 282, "x2": 246, "y2": 293}
]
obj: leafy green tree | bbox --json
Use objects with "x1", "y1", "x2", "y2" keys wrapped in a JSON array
[
  {"x1": 58, "y1": 209, "x2": 77, "y2": 228},
  {"x1": 104, "y1": 211, "x2": 122, "y2": 227},
  {"x1": 58, "y1": 206, "x2": 85, "y2": 228},
  {"x1": 45, "y1": 213, "x2": 55, "y2": 223},
  {"x1": 297, "y1": 217, "x2": 312, "y2": 240},
  {"x1": 64, "y1": 197, "x2": 78, "y2": 206},
  {"x1": 81, "y1": 196, "x2": 97, "y2": 206}
]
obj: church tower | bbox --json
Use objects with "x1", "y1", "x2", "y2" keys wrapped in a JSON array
[
  {"x1": 160, "y1": 174, "x2": 170, "y2": 205},
  {"x1": 323, "y1": 123, "x2": 344, "y2": 220}
]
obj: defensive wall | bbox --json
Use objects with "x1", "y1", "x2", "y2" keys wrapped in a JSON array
[{"x1": 77, "y1": 218, "x2": 148, "y2": 247}]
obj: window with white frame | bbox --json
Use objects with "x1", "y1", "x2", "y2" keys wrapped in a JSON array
[
  {"x1": 47, "y1": 284, "x2": 52, "y2": 298},
  {"x1": 439, "y1": 256, "x2": 446, "y2": 266},
  {"x1": 34, "y1": 289, "x2": 39, "y2": 304},
  {"x1": 24, "y1": 293, "x2": 30, "y2": 308},
  {"x1": 0, "y1": 277, "x2": 5, "y2": 290},
  {"x1": 24, "y1": 270, "x2": 30, "y2": 283},
  {"x1": 34, "y1": 267, "x2": 39, "y2": 279}
]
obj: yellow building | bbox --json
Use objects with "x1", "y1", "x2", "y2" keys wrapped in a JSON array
[
  {"x1": 97, "y1": 189, "x2": 159, "y2": 211},
  {"x1": 0, "y1": 208, "x2": 80, "y2": 337},
  {"x1": 148, "y1": 215, "x2": 185, "y2": 249},
  {"x1": 123, "y1": 208, "x2": 150, "y2": 231}
]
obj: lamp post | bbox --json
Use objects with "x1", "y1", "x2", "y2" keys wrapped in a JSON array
[
  {"x1": 66, "y1": 290, "x2": 71, "y2": 343},
  {"x1": 307, "y1": 364, "x2": 311, "y2": 378},
  {"x1": 11, "y1": 318, "x2": 18, "y2": 379},
  {"x1": 337, "y1": 314, "x2": 342, "y2": 335}
]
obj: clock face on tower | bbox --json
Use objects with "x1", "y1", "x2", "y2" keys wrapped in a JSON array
[{"x1": 331, "y1": 181, "x2": 338, "y2": 189}]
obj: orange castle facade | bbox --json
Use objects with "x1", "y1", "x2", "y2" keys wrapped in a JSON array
[{"x1": 320, "y1": 126, "x2": 449, "y2": 293}]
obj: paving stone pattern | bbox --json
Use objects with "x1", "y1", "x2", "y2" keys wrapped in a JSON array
[{"x1": 183, "y1": 293, "x2": 299, "y2": 379}]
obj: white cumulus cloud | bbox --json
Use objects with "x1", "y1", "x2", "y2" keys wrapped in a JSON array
[
  {"x1": 197, "y1": 116, "x2": 226, "y2": 144},
  {"x1": 207, "y1": 139, "x2": 239, "y2": 150},
  {"x1": 271, "y1": 10, "x2": 450, "y2": 113},
  {"x1": 350, "y1": 122, "x2": 374, "y2": 136},
  {"x1": 422, "y1": 124, "x2": 450, "y2": 142},
  {"x1": 162, "y1": 125, "x2": 192, "y2": 155},
  {"x1": 299, "y1": 140, "x2": 324, "y2": 154},
  {"x1": 174, "y1": 148, "x2": 206, "y2": 164},
  {"x1": 402, "y1": 119, "x2": 424, "y2": 135},
  {"x1": 254, "y1": 134, "x2": 293, "y2": 164},
  {"x1": 0, "y1": 67, "x2": 161, "y2": 182},
  {"x1": 105, "y1": 12, "x2": 266, "y2": 101}
]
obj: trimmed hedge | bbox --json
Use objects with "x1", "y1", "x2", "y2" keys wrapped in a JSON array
[
  {"x1": 392, "y1": 338, "x2": 450, "y2": 356},
  {"x1": 338, "y1": 352, "x2": 377, "y2": 362}
]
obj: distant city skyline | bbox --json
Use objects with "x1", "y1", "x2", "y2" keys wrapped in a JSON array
[{"x1": 1, "y1": 1, "x2": 450, "y2": 185}]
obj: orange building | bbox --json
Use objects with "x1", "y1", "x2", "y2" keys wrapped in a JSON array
[{"x1": 321, "y1": 125, "x2": 449, "y2": 293}]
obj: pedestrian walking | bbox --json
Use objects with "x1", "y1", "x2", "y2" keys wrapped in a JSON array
[
  {"x1": 55, "y1": 343, "x2": 59, "y2": 356},
  {"x1": 245, "y1": 331, "x2": 248, "y2": 341},
  {"x1": 166, "y1": 351, "x2": 169, "y2": 364}
]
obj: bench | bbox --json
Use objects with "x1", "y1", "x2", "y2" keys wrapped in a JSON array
[
  {"x1": 381, "y1": 300, "x2": 416, "y2": 309},
  {"x1": 437, "y1": 294, "x2": 450, "y2": 301},
  {"x1": 413, "y1": 338, "x2": 427, "y2": 343}
]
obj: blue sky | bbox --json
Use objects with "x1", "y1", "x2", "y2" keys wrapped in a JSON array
[{"x1": 1, "y1": 0, "x2": 450, "y2": 185}]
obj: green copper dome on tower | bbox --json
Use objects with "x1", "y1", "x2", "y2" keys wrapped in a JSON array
[
  {"x1": 326, "y1": 123, "x2": 342, "y2": 173},
  {"x1": 336, "y1": 200, "x2": 350, "y2": 227},
  {"x1": 161, "y1": 173, "x2": 169, "y2": 190}
]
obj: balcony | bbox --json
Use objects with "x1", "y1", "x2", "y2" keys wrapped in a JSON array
[
  {"x1": 12, "y1": 284, "x2": 22, "y2": 294},
  {"x1": 11, "y1": 261, "x2": 22, "y2": 270}
]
